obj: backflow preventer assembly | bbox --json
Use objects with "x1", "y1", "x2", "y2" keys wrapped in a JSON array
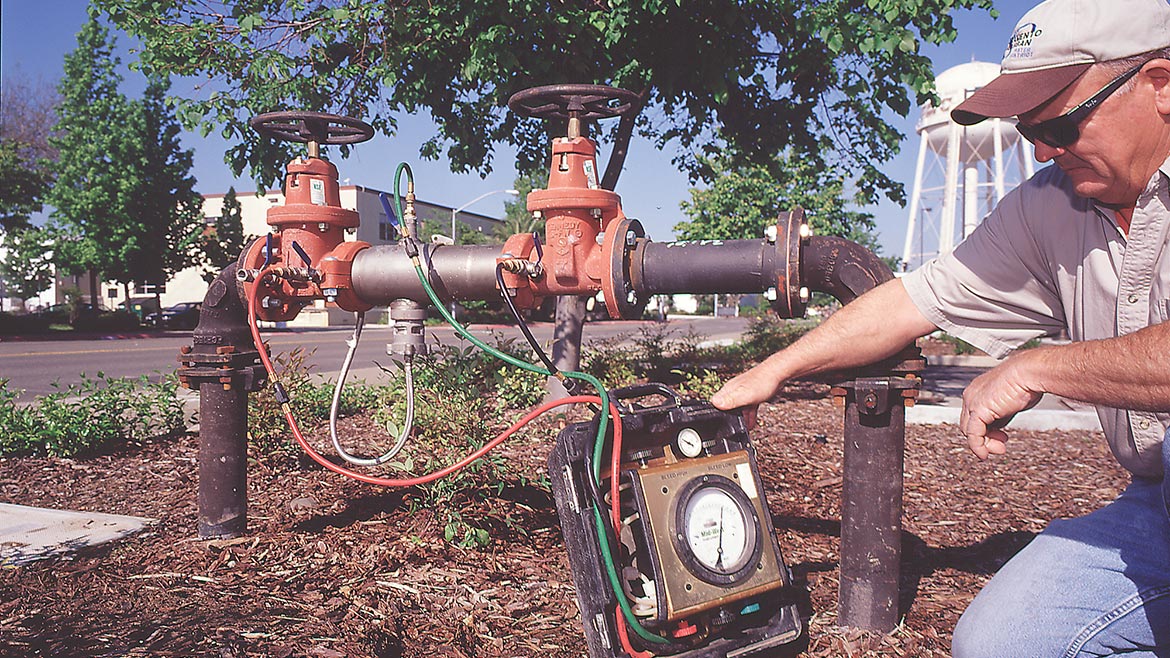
[{"x1": 178, "y1": 85, "x2": 925, "y2": 654}]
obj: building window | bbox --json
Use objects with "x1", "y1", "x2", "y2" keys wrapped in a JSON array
[
  {"x1": 378, "y1": 212, "x2": 397, "y2": 242},
  {"x1": 136, "y1": 283, "x2": 166, "y2": 295}
]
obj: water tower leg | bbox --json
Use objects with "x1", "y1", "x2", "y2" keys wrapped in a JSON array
[{"x1": 902, "y1": 137, "x2": 929, "y2": 270}]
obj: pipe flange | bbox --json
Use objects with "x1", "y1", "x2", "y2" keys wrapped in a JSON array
[
  {"x1": 177, "y1": 345, "x2": 268, "y2": 392},
  {"x1": 771, "y1": 207, "x2": 807, "y2": 318},
  {"x1": 602, "y1": 217, "x2": 647, "y2": 319}
]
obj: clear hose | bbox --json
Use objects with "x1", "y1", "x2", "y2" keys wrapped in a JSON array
[{"x1": 329, "y1": 311, "x2": 415, "y2": 466}]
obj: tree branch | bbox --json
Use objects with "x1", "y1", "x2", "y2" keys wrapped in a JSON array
[{"x1": 600, "y1": 85, "x2": 650, "y2": 191}]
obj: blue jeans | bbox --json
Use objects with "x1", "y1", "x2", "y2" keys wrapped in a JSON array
[{"x1": 952, "y1": 440, "x2": 1170, "y2": 657}]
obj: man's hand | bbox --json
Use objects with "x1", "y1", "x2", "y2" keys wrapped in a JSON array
[
  {"x1": 959, "y1": 354, "x2": 1044, "y2": 459},
  {"x1": 711, "y1": 365, "x2": 780, "y2": 427}
]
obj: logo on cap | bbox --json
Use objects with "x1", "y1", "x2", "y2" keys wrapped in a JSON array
[{"x1": 1005, "y1": 22, "x2": 1043, "y2": 60}]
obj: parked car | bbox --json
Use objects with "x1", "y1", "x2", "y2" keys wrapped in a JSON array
[
  {"x1": 117, "y1": 297, "x2": 161, "y2": 321},
  {"x1": 144, "y1": 302, "x2": 202, "y2": 329}
]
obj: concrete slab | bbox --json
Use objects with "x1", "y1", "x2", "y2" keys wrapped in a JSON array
[{"x1": 0, "y1": 503, "x2": 154, "y2": 566}]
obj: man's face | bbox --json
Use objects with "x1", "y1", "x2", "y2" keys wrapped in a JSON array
[{"x1": 1018, "y1": 63, "x2": 1161, "y2": 207}]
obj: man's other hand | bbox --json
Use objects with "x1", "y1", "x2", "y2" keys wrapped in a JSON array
[{"x1": 959, "y1": 354, "x2": 1043, "y2": 459}]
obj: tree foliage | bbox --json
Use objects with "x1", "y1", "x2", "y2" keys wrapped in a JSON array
[
  {"x1": 0, "y1": 227, "x2": 55, "y2": 301},
  {"x1": 124, "y1": 75, "x2": 206, "y2": 289},
  {"x1": 676, "y1": 150, "x2": 882, "y2": 253},
  {"x1": 44, "y1": 16, "x2": 131, "y2": 302},
  {"x1": 96, "y1": 0, "x2": 995, "y2": 204},
  {"x1": 0, "y1": 147, "x2": 52, "y2": 233}
]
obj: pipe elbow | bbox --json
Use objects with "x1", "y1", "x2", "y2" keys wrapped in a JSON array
[{"x1": 801, "y1": 235, "x2": 893, "y2": 305}]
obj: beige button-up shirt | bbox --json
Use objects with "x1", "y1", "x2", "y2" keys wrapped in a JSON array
[{"x1": 903, "y1": 159, "x2": 1170, "y2": 477}]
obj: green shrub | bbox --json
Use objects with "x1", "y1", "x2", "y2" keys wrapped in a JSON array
[
  {"x1": 0, "y1": 373, "x2": 186, "y2": 458},
  {"x1": 936, "y1": 332, "x2": 981, "y2": 355},
  {"x1": 0, "y1": 312, "x2": 51, "y2": 335},
  {"x1": 734, "y1": 315, "x2": 817, "y2": 361}
]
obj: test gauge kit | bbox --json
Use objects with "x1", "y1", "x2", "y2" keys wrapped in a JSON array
[{"x1": 549, "y1": 384, "x2": 803, "y2": 657}]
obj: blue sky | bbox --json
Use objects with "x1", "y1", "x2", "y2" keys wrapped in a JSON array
[{"x1": 1, "y1": 1, "x2": 1028, "y2": 255}]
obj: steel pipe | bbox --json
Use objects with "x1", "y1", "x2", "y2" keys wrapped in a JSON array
[
  {"x1": 636, "y1": 239, "x2": 775, "y2": 294},
  {"x1": 802, "y1": 235, "x2": 894, "y2": 304},
  {"x1": 184, "y1": 263, "x2": 267, "y2": 538},
  {"x1": 351, "y1": 243, "x2": 502, "y2": 305},
  {"x1": 836, "y1": 377, "x2": 914, "y2": 630}
]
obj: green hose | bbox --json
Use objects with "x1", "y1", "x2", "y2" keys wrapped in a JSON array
[
  {"x1": 393, "y1": 158, "x2": 667, "y2": 646},
  {"x1": 393, "y1": 162, "x2": 412, "y2": 229}
]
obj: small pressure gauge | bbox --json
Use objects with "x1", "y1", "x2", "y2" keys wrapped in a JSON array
[
  {"x1": 676, "y1": 427, "x2": 704, "y2": 458},
  {"x1": 673, "y1": 475, "x2": 762, "y2": 585}
]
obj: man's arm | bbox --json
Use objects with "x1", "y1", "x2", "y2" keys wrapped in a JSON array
[
  {"x1": 711, "y1": 278, "x2": 938, "y2": 410},
  {"x1": 960, "y1": 321, "x2": 1170, "y2": 458}
]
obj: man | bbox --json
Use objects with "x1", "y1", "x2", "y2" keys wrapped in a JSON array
[{"x1": 711, "y1": 0, "x2": 1170, "y2": 655}]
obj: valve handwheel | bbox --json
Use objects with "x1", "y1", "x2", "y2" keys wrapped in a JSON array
[
  {"x1": 250, "y1": 111, "x2": 374, "y2": 146},
  {"x1": 507, "y1": 84, "x2": 640, "y2": 122}
]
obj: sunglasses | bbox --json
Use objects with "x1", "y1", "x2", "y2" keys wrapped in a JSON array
[{"x1": 1015, "y1": 62, "x2": 1145, "y2": 148}]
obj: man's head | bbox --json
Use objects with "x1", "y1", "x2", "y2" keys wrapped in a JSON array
[{"x1": 952, "y1": 0, "x2": 1170, "y2": 206}]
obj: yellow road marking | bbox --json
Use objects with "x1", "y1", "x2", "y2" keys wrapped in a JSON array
[{"x1": 0, "y1": 336, "x2": 316, "y2": 359}]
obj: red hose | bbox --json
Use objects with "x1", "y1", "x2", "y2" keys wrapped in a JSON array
[
  {"x1": 609, "y1": 410, "x2": 655, "y2": 657},
  {"x1": 246, "y1": 269, "x2": 618, "y2": 488}
]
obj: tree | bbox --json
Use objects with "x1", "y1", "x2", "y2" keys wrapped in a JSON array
[
  {"x1": 0, "y1": 71, "x2": 59, "y2": 231},
  {"x1": 201, "y1": 187, "x2": 245, "y2": 282},
  {"x1": 676, "y1": 150, "x2": 883, "y2": 252},
  {"x1": 46, "y1": 17, "x2": 205, "y2": 307},
  {"x1": 44, "y1": 16, "x2": 134, "y2": 306},
  {"x1": 124, "y1": 74, "x2": 206, "y2": 300},
  {"x1": 0, "y1": 227, "x2": 55, "y2": 302}
]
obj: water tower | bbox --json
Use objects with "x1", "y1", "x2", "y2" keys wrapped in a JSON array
[{"x1": 901, "y1": 62, "x2": 1035, "y2": 270}]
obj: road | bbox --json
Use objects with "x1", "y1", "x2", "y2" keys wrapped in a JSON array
[{"x1": 0, "y1": 316, "x2": 752, "y2": 400}]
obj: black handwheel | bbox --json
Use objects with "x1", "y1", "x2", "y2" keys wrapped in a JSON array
[
  {"x1": 507, "y1": 84, "x2": 640, "y2": 122},
  {"x1": 250, "y1": 111, "x2": 374, "y2": 145}
]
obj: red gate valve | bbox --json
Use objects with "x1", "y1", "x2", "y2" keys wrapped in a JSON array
[
  {"x1": 507, "y1": 85, "x2": 646, "y2": 318},
  {"x1": 241, "y1": 111, "x2": 375, "y2": 321}
]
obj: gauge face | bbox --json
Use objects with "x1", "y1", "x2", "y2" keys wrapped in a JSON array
[
  {"x1": 676, "y1": 427, "x2": 704, "y2": 458},
  {"x1": 674, "y1": 476, "x2": 761, "y2": 585}
]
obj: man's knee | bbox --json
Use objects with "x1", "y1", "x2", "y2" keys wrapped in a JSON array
[{"x1": 951, "y1": 593, "x2": 1027, "y2": 658}]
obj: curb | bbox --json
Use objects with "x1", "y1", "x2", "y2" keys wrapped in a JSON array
[{"x1": 908, "y1": 404, "x2": 1101, "y2": 431}]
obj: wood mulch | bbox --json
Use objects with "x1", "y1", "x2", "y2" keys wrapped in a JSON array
[{"x1": 0, "y1": 382, "x2": 1126, "y2": 657}]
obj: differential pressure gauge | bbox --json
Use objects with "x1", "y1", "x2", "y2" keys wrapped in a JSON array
[{"x1": 673, "y1": 475, "x2": 762, "y2": 585}]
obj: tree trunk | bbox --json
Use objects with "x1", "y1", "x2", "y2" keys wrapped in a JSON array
[
  {"x1": 545, "y1": 295, "x2": 589, "y2": 399},
  {"x1": 89, "y1": 270, "x2": 100, "y2": 311}
]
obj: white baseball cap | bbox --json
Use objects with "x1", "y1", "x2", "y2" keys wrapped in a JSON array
[{"x1": 951, "y1": 0, "x2": 1170, "y2": 125}]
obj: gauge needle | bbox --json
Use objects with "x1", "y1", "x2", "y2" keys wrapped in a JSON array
[{"x1": 716, "y1": 507, "x2": 725, "y2": 569}]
